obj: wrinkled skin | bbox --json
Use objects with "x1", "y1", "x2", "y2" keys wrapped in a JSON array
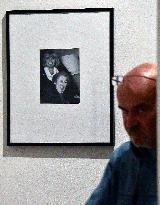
[
  {"x1": 117, "y1": 63, "x2": 157, "y2": 149},
  {"x1": 55, "y1": 75, "x2": 68, "y2": 94}
]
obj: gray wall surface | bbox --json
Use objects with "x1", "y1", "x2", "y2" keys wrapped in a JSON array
[{"x1": 0, "y1": 0, "x2": 157, "y2": 205}]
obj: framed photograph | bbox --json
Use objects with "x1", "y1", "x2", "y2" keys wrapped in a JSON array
[{"x1": 6, "y1": 8, "x2": 114, "y2": 145}]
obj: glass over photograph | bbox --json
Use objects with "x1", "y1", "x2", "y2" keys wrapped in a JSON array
[
  {"x1": 7, "y1": 9, "x2": 113, "y2": 145},
  {"x1": 40, "y1": 48, "x2": 80, "y2": 104}
]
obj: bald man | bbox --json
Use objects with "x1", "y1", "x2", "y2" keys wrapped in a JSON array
[{"x1": 85, "y1": 63, "x2": 157, "y2": 205}]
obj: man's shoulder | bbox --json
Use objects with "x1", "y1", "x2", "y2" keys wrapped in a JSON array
[{"x1": 110, "y1": 141, "x2": 134, "y2": 164}]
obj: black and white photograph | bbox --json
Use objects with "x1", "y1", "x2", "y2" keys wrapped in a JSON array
[
  {"x1": 40, "y1": 49, "x2": 80, "y2": 104},
  {"x1": 7, "y1": 9, "x2": 114, "y2": 145}
]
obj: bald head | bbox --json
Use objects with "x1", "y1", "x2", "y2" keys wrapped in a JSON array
[
  {"x1": 126, "y1": 63, "x2": 157, "y2": 79},
  {"x1": 118, "y1": 63, "x2": 157, "y2": 94},
  {"x1": 117, "y1": 63, "x2": 157, "y2": 149}
]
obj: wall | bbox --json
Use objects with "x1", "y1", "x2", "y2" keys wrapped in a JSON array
[{"x1": 0, "y1": 0, "x2": 157, "y2": 204}]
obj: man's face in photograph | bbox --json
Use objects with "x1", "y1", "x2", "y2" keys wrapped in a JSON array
[{"x1": 55, "y1": 75, "x2": 68, "y2": 94}]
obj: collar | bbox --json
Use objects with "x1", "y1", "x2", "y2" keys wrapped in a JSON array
[
  {"x1": 44, "y1": 67, "x2": 59, "y2": 81},
  {"x1": 130, "y1": 141, "x2": 157, "y2": 161}
]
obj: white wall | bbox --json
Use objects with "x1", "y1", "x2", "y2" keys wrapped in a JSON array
[{"x1": 0, "y1": 0, "x2": 157, "y2": 205}]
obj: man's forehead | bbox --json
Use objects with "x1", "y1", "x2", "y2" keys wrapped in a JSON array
[
  {"x1": 118, "y1": 76, "x2": 154, "y2": 92},
  {"x1": 58, "y1": 75, "x2": 67, "y2": 80},
  {"x1": 117, "y1": 81, "x2": 156, "y2": 108}
]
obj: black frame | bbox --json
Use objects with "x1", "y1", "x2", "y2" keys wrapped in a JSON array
[{"x1": 6, "y1": 8, "x2": 114, "y2": 146}]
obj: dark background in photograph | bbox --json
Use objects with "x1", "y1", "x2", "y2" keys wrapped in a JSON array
[{"x1": 40, "y1": 48, "x2": 80, "y2": 104}]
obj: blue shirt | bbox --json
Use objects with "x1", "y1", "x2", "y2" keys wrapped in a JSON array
[{"x1": 85, "y1": 141, "x2": 157, "y2": 205}]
